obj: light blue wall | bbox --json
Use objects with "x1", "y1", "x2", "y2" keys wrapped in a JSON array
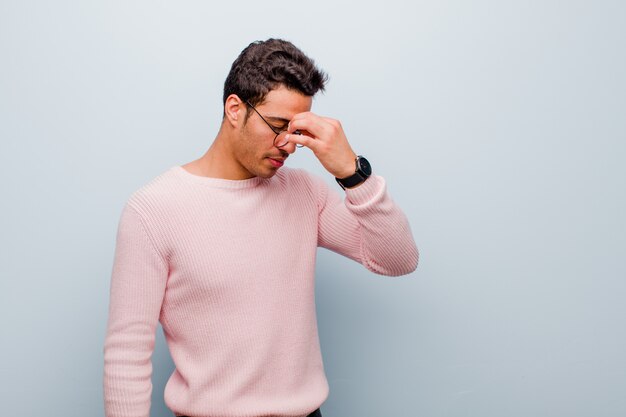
[{"x1": 1, "y1": 1, "x2": 625, "y2": 416}]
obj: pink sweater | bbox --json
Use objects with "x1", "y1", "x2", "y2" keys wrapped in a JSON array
[{"x1": 103, "y1": 165, "x2": 418, "y2": 417}]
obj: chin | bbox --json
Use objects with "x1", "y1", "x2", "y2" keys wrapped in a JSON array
[
  {"x1": 256, "y1": 169, "x2": 278, "y2": 179},
  {"x1": 244, "y1": 158, "x2": 281, "y2": 179},
  {"x1": 245, "y1": 165, "x2": 275, "y2": 179}
]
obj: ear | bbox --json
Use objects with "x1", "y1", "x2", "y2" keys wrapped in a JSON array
[{"x1": 224, "y1": 94, "x2": 244, "y2": 128}]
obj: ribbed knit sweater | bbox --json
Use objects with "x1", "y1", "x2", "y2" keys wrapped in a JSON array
[{"x1": 103, "y1": 165, "x2": 418, "y2": 417}]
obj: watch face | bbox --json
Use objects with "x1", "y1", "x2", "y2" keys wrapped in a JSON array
[{"x1": 357, "y1": 157, "x2": 372, "y2": 176}]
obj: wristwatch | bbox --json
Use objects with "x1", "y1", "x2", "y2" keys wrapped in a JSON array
[{"x1": 335, "y1": 155, "x2": 372, "y2": 190}]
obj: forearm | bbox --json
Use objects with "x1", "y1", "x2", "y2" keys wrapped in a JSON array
[
  {"x1": 103, "y1": 204, "x2": 169, "y2": 417},
  {"x1": 319, "y1": 175, "x2": 419, "y2": 276}
]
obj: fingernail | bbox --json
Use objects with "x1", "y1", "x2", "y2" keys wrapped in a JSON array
[{"x1": 285, "y1": 134, "x2": 290, "y2": 140}]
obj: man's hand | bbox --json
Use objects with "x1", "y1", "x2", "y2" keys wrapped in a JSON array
[{"x1": 286, "y1": 112, "x2": 357, "y2": 179}]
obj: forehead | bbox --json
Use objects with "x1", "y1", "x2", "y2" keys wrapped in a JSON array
[{"x1": 257, "y1": 86, "x2": 312, "y2": 119}]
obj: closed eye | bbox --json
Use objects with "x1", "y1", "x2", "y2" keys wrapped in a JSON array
[{"x1": 272, "y1": 124, "x2": 289, "y2": 131}]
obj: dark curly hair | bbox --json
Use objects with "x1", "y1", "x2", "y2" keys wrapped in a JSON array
[{"x1": 223, "y1": 39, "x2": 328, "y2": 119}]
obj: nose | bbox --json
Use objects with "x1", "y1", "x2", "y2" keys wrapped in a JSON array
[{"x1": 277, "y1": 140, "x2": 297, "y2": 155}]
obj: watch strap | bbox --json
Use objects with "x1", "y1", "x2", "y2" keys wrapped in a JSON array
[
  {"x1": 335, "y1": 171, "x2": 366, "y2": 190},
  {"x1": 335, "y1": 155, "x2": 372, "y2": 190}
]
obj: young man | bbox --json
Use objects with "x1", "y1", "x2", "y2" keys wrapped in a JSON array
[{"x1": 103, "y1": 39, "x2": 419, "y2": 417}]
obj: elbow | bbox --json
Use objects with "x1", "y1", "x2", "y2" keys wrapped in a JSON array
[
  {"x1": 392, "y1": 241, "x2": 419, "y2": 276},
  {"x1": 403, "y1": 248, "x2": 419, "y2": 275},
  {"x1": 366, "y1": 245, "x2": 419, "y2": 277},
  {"x1": 394, "y1": 247, "x2": 419, "y2": 276},
  {"x1": 411, "y1": 245, "x2": 420, "y2": 271}
]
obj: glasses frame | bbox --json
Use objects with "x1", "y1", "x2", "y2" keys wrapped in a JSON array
[{"x1": 244, "y1": 100, "x2": 304, "y2": 148}]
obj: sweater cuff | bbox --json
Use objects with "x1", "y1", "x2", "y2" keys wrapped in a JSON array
[{"x1": 343, "y1": 174, "x2": 385, "y2": 206}]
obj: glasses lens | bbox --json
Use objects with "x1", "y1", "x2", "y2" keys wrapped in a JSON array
[
  {"x1": 274, "y1": 131, "x2": 304, "y2": 148},
  {"x1": 274, "y1": 131, "x2": 289, "y2": 147}
]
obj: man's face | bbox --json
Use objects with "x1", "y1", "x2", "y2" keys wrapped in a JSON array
[{"x1": 234, "y1": 86, "x2": 312, "y2": 178}]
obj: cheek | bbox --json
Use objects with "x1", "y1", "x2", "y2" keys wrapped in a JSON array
[
  {"x1": 243, "y1": 124, "x2": 273, "y2": 152},
  {"x1": 239, "y1": 126, "x2": 267, "y2": 161}
]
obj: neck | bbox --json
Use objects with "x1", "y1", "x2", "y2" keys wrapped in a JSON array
[{"x1": 183, "y1": 125, "x2": 253, "y2": 180}]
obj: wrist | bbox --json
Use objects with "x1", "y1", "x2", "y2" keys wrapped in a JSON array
[
  {"x1": 335, "y1": 154, "x2": 358, "y2": 179},
  {"x1": 335, "y1": 155, "x2": 372, "y2": 190}
]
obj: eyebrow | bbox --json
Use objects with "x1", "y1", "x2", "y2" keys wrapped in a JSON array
[{"x1": 265, "y1": 116, "x2": 290, "y2": 124}]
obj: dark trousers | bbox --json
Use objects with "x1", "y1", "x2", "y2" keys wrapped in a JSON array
[{"x1": 178, "y1": 408, "x2": 322, "y2": 417}]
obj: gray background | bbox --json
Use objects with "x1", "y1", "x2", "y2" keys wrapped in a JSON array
[{"x1": 1, "y1": 0, "x2": 625, "y2": 416}]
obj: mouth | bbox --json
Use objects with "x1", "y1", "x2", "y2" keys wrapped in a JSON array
[{"x1": 267, "y1": 157, "x2": 285, "y2": 168}]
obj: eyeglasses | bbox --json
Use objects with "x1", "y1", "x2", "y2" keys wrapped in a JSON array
[{"x1": 244, "y1": 100, "x2": 303, "y2": 148}]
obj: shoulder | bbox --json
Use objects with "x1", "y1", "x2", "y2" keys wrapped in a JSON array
[
  {"x1": 276, "y1": 167, "x2": 332, "y2": 208},
  {"x1": 276, "y1": 167, "x2": 329, "y2": 192},
  {"x1": 123, "y1": 166, "x2": 182, "y2": 220}
]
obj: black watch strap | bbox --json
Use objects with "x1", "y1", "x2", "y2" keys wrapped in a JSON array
[
  {"x1": 335, "y1": 155, "x2": 372, "y2": 190},
  {"x1": 335, "y1": 171, "x2": 366, "y2": 190}
]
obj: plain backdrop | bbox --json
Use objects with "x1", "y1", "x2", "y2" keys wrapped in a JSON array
[{"x1": 1, "y1": 1, "x2": 625, "y2": 416}]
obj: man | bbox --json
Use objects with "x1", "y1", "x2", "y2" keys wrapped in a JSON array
[{"x1": 103, "y1": 38, "x2": 418, "y2": 417}]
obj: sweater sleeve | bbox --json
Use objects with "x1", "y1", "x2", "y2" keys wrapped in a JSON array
[
  {"x1": 103, "y1": 202, "x2": 169, "y2": 417},
  {"x1": 316, "y1": 174, "x2": 419, "y2": 276}
]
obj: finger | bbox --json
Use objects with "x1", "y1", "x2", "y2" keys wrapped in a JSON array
[
  {"x1": 289, "y1": 112, "x2": 329, "y2": 132},
  {"x1": 291, "y1": 112, "x2": 337, "y2": 126},
  {"x1": 285, "y1": 132, "x2": 320, "y2": 152},
  {"x1": 288, "y1": 116, "x2": 330, "y2": 140}
]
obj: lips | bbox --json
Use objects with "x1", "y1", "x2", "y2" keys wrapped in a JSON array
[{"x1": 267, "y1": 157, "x2": 285, "y2": 168}]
